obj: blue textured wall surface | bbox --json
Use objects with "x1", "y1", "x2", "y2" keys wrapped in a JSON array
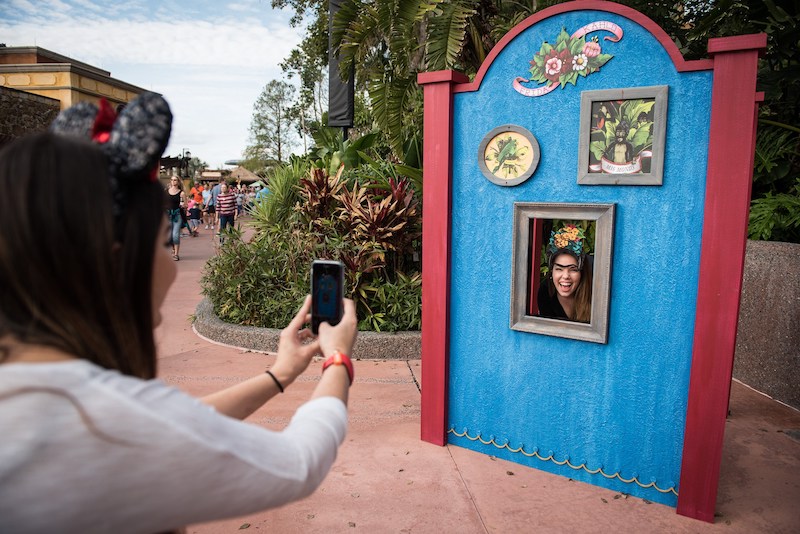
[{"x1": 447, "y1": 10, "x2": 712, "y2": 506}]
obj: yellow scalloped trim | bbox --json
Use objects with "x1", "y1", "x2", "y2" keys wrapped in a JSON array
[{"x1": 449, "y1": 428, "x2": 678, "y2": 496}]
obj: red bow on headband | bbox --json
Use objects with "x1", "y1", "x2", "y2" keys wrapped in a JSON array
[
  {"x1": 91, "y1": 98, "x2": 117, "y2": 144},
  {"x1": 90, "y1": 98, "x2": 159, "y2": 182}
]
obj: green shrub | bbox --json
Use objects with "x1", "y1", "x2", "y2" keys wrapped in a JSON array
[
  {"x1": 202, "y1": 225, "x2": 311, "y2": 328},
  {"x1": 749, "y1": 124, "x2": 800, "y2": 243},
  {"x1": 203, "y1": 156, "x2": 423, "y2": 332},
  {"x1": 748, "y1": 180, "x2": 800, "y2": 242}
]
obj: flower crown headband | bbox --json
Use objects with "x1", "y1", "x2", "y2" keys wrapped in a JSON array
[
  {"x1": 547, "y1": 224, "x2": 587, "y2": 268},
  {"x1": 49, "y1": 92, "x2": 173, "y2": 221}
]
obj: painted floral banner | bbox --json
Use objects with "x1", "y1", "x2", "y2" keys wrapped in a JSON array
[{"x1": 514, "y1": 21, "x2": 623, "y2": 97}]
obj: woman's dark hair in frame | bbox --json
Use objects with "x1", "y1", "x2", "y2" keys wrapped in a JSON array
[{"x1": 0, "y1": 133, "x2": 163, "y2": 379}]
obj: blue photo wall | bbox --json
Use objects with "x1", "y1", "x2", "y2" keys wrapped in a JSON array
[{"x1": 447, "y1": 10, "x2": 713, "y2": 506}]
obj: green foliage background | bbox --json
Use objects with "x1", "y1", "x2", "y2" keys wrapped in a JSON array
[
  {"x1": 268, "y1": 0, "x2": 798, "y2": 242},
  {"x1": 202, "y1": 151, "x2": 422, "y2": 332}
]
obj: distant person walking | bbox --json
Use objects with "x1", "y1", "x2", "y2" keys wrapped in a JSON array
[
  {"x1": 236, "y1": 187, "x2": 245, "y2": 216},
  {"x1": 190, "y1": 182, "x2": 204, "y2": 205},
  {"x1": 166, "y1": 176, "x2": 186, "y2": 261},
  {"x1": 255, "y1": 183, "x2": 270, "y2": 203},
  {"x1": 187, "y1": 199, "x2": 202, "y2": 237},
  {"x1": 209, "y1": 178, "x2": 223, "y2": 228},
  {"x1": 216, "y1": 182, "x2": 237, "y2": 241},
  {"x1": 201, "y1": 184, "x2": 212, "y2": 229}
]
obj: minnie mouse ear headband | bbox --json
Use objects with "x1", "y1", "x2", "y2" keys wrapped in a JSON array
[
  {"x1": 49, "y1": 92, "x2": 173, "y2": 219},
  {"x1": 547, "y1": 224, "x2": 587, "y2": 269}
]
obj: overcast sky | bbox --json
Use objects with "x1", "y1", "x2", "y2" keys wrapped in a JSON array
[{"x1": 1, "y1": 0, "x2": 305, "y2": 168}]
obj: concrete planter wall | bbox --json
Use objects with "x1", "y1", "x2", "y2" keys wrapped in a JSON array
[
  {"x1": 734, "y1": 240, "x2": 800, "y2": 410},
  {"x1": 193, "y1": 298, "x2": 421, "y2": 361}
]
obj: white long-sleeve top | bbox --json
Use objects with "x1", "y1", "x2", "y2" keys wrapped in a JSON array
[{"x1": 0, "y1": 360, "x2": 347, "y2": 533}]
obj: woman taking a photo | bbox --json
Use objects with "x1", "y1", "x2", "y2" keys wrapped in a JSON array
[
  {"x1": 537, "y1": 224, "x2": 593, "y2": 323},
  {"x1": 0, "y1": 94, "x2": 358, "y2": 532}
]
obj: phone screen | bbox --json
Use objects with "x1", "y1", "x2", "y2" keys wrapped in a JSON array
[{"x1": 311, "y1": 260, "x2": 344, "y2": 334}]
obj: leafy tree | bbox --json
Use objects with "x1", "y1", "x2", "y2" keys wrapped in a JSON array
[
  {"x1": 280, "y1": 5, "x2": 329, "y2": 150},
  {"x1": 246, "y1": 80, "x2": 298, "y2": 166}
]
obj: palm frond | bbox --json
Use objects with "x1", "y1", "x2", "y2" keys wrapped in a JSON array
[{"x1": 425, "y1": 0, "x2": 476, "y2": 70}]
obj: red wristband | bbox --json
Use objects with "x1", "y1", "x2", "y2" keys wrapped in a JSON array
[{"x1": 321, "y1": 351, "x2": 354, "y2": 385}]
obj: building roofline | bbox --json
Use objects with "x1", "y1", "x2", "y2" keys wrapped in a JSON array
[
  {"x1": 0, "y1": 46, "x2": 110, "y2": 76},
  {"x1": 0, "y1": 46, "x2": 149, "y2": 94}
]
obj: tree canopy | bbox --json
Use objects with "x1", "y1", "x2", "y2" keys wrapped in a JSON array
[{"x1": 246, "y1": 79, "x2": 298, "y2": 169}]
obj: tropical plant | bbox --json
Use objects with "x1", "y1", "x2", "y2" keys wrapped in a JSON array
[
  {"x1": 311, "y1": 128, "x2": 380, "y2": 174},
  {"x1": 204, "y1": 158, "x2": 423, "y2": 331},
  {"x1": 297, "y1": 165, "x2": 348, "y2": 232},
  {"x1": 203, "y1": 225, "x2": 312, "y2": 328},
  {"x1": 749, "y1": 123, "x2": 800, "y2": 242},
  {"x1": 248, "y1": 156, "x2": 309, "y2": 232},
  {"x1": 748, "y1": 182, "x2": 800, "y2": 242}
]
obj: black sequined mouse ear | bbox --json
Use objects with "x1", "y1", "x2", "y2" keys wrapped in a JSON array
[
  {"x1": 49, "y1": 101, "x2": 100, "y2": 140},
  {"x1": 106, "y1": 92, "x2": 173, "y2": 181}
]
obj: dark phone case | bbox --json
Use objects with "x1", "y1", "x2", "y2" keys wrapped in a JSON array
[{"x1": 311, "y1": 260, "x2": 345, "y2": 334}]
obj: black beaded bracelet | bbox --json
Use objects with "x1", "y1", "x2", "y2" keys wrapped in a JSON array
[{"x1": 265, "y1": 370, "x2": 284, "y2": 393}]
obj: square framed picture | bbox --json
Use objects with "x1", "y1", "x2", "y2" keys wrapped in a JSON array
[
  {"x1": 510, "y1": 202, "x2": 615, "y2": 344},
  {"x1": 577, "y1": 85, "x2": 668, "y2": 185}
]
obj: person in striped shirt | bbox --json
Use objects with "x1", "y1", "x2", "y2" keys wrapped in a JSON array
[{"x1": 216, "y1": 182, "x2": 237, "y2": 238}]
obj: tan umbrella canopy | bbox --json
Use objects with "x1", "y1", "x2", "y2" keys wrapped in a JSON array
[{"x1": 228, "y1": 166, "x2": 260, "y2": 184}]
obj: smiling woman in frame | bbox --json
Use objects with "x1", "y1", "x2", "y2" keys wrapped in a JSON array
[{"x1": 536, "y1": 224, "x2": 593, "y2": 323}]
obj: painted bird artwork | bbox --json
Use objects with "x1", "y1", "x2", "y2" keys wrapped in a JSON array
[{"x1": 491, "y1": 137, "x2": 519, "y2": 174}]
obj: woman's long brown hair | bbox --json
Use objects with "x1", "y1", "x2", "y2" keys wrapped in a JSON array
[{"x1": 0, "y1": 133, "x2": 163, "y2": 379}]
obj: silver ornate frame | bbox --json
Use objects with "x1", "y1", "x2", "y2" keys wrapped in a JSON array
[
  {"x1": 510, "y1": 202, "x2": 616, "y2": 343},
  {"x1": 577, "y1": 85, "x2": 668, "y2": 186}
]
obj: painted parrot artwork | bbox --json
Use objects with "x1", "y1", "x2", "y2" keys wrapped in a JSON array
[{"x1": 492, "y1": 137, "x2": 519, "y2": 174}]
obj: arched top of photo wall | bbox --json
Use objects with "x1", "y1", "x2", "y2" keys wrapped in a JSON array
[{"x1": 452, "y1": 0, "x2": 713, "y2": 97}]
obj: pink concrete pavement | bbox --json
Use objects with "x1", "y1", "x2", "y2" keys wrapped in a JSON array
[{"x1": 154, "y1": 220, "x2": 800, "y2": 533}]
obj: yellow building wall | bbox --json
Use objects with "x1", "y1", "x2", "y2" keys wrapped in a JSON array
[{"x1": 0, "y1": 68, "x2": 141, "y2": 109}]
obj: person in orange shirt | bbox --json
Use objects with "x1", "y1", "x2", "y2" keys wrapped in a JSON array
[{"x1": 190, "y1": 182, "x2": 204, "y2": 205}]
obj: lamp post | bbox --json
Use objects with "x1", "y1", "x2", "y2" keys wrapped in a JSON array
[{"x1": 180, "y1": 148, "x2": 192, "y2": 179}]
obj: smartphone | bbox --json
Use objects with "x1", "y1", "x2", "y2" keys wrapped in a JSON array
[{"x1": 311, "y1": 260, "x2": 345, "y2": 335}]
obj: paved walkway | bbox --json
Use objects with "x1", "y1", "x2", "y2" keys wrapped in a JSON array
[{"x1": 154, "y1": 221, "x2": 800, "y2": 533}]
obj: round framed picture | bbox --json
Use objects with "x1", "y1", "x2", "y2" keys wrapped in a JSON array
[{"x1": 478, "y1": 125, "x2": 540, "y2": 186}]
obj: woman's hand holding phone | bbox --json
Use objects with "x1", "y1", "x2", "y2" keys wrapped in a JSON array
[
  {"x1": 270, "y1": 295, "x2": 357, "y2": 389},
  {"x1": 317, "y1": 298, "x2": 358, "y2": 358},
  {"x1": 270, "y1": 296, "x2": 320, "y2": 388}
]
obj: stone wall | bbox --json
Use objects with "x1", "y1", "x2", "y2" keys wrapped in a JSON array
[
  {"x1": 0, "y1": 85, "x2": 59, "y2": 145},
  {"x1": 734, "y1": 240, "x2": 800, "y2": 409}
]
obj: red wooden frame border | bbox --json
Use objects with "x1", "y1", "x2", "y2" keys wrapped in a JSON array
[
  {"x1": 677, "y1": 33, "x2": 766, "y2": 522},
  {"x1": 417, "y1": 0, "x2": 765, "y2": 523},
  {"x1": 418, "y1": 70, "x2": 469, "y2": 445}
]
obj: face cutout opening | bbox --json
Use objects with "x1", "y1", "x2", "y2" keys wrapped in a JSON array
[
  {"x1": 511, "y1": 203, "x2": 615, "y2": 344},
  {"x1": 527, "y1": 219, "x2": 596, "y2": 324}
]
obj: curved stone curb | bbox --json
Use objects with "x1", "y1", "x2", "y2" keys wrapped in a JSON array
[{"x1": 194, "y1": 297, "x2": 421, "y2": 360}]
